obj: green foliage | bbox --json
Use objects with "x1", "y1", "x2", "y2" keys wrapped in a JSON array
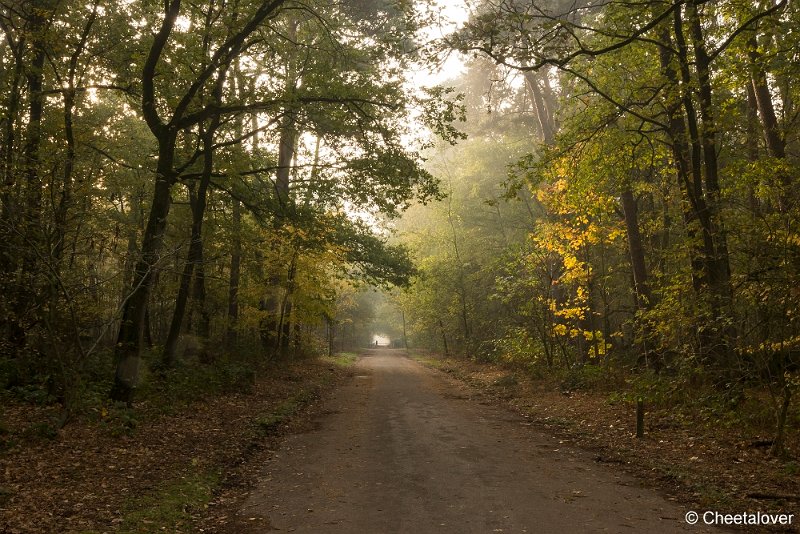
[
  {"x1": 139, "y1": 358, "x2": 261, "y2": 412},
  {"x1": 119, "y1": 469, "x2": 219, "y2": 533},
  {"x1": 398, "y1": 0, "x2": 800, "y2": 452},
  {"x1": 0, "y1": 0, "x2": 461, "y2": 409},
  {"x1": 322, "y1": 352, "x2": 359, "y2": 368},
  {"x1": 100, "y1": 402, "x2": 139, "y2": 438},
  {"x1": 559, "y1": 364, "x2": 611, "y2": 392},
  {"x1": 22, "y1": 421, "x2": 59, "y2": 442},
  {"x1": 783, "y1": 461, "x2": 800, "y2": 478},
  {"x1": 253, "y1": 389, "x2": 315, "y2": 436},
  {"x1": 494, "y1": 327, "x2": 544, "y2": 368}
]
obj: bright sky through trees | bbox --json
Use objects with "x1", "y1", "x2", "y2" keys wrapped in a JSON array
[{"x1": 408, "y1": 0, "x2": 470, "y2": 87}]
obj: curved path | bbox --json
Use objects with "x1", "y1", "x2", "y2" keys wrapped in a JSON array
[{"x1": 240, "y1": 349, "x2": 712, "y2": 532}]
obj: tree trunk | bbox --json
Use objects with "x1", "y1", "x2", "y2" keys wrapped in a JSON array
[
  {"x1": 688, "y1": 0, "x2": 732, "y2": 296},
  {"x1": 402, "y1": 309, "x2": 408, "y2": 350},
  {"x1": 263, "y1": 113, "x2": 297, "y2": 356},
  {"x1": 446, "y1": 189, "x2": 470, "y2": 349},
  {"x1": 111, "y1": 136, "x2": 177, "y2": 403},
  {"x1": 0, "y1": 48, "x2": 24, "y2": 275},
  {"x1": 13, "y1": 5, "x2": 49, "y2": 349},
  {"x1": 748, "y1": 30, "x2": 790, "y2": 211},
  {"x1": 621, "y1": 189, "x2": 651, "y2": 309},
  {"x1": 112, "y1": 0, "x2": 287, "y2": 399},
  {"x1": 621, "y1": 187, "x2": 660, "y2": 368},
  {"x1": 0, "y1": 43, "x2": 25, "y2": 350},
  {"x1": 53, "y1": 0, "x2": 99, "y2": 265},
  {"x1": 523, "y1": 71, "x2": 556, "y2": 144},
  {"x1": 278, "y1": 254, "x2": 297, "y2": 358},
  {"x1": 748, "y1": 34, "x2": 786, "y2": 161},
  {"x1": 770, "y1": 381, "x2": 792, "y2": 458},
  {"x1": 660, "y1": 15, "x2": 733, "y2": 365}
]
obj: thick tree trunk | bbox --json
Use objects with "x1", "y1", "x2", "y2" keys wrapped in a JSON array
[
  {"x1": 688, "y1": 1, "x2": 733, "y2": 307},
  {"x1": 748, "y1": 31, "x2": 790, "y2": 212},
  {"x1": 621, "y1": 189, "x2": 651, "y2": 309},
  {"x1": 748, "y1": 35, "x2": 786, "y2": 161},
  {"x1": 16, "y1": 6, "x2": 47, "y2": 306},
  {"x1": 163, "y1": 123, "x2": 215, "y2": 366},
  {"x1": 162, "y1": 210, "x2": 197, "y2": 367},
  {"x1": 620, "y1": 187, "x2": 659, "y2": 368},
  {"x1": 112, "y1": 0, "x2": 287, "y2": 399},
  {"x1": 263, "y1": 114, "x2": 297, "y2": 356},
  {"x1": 660, "y1": 15, "x2": 733, "y2": 365},
  {"x1": 0, "y1": 54, "x2": 24, "y2": 273},
  {"x1": 111, "y1": 137, "x2": 176, "y2": 403},
  {"x1": 0, "y1": 48, "x2": 25, "y2": 349}
]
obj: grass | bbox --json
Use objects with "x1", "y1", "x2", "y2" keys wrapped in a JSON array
[
  {"x1": 254, "y1": 394, "x2": 306, "y2": 435},
  {"x1": 110, "y1": 366, "x2": 335, "y2": 532},
  {"x1": 320, "y1": 352, "x2": 360, "y2": 368},
  {"x1": 119, "y1": 468, "x2": 220, "y2": 533}
]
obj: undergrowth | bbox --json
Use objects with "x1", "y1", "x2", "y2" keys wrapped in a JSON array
[
  {"x1": 119, "y1": 467, "x2": 220, "y2": 533},
  {"x1": 1, "y1": 346, "x2": 317, "y2": 446},
  {"x1": 321, "y1": 352, "x2": 360, "y2": 368}
]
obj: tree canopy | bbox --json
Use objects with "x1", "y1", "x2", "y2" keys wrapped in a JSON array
[
  {"x1": 0, "y1": 0, "x2": 461, "y2": 407},
  {"x1": 396, "y1": 0, "x2": 800, "y2": 457}
]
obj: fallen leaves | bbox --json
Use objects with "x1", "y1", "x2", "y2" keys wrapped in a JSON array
[
  {"x1": 418, "y1": 356, "x2": 799, "y2": 516},
  {"x1": 0, "y1": 360, "x2": 348, "y2": 533}
]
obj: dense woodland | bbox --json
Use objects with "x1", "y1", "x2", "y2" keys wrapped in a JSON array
[
  {"x1": 392, "y1": 0, "x2": 800, "y2": 457},
  {"x1": 1, "y1": 0, "x2": 798, "y2": 463},
  {"x1": 0, "y1": 0, "x2": 462, "y2": 416}
]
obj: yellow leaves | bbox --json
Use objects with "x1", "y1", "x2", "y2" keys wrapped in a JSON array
[
  {"x1": 554, "y1": 305, "x2": 585, "y2": 321},
  {"x1": 575, "y1": 286, "x2": 588, "y2": 303},
  {"x1": 767, "y1": 229, "x2": 800, "y2": 248},
  {"x1": 563, "y1": 254, "x2": 579, "y2": 271},
  {"x1": 607, "y1": 227, "x2": 625, "y2": 241},
  {"x1": 739, "y1": 335, "x2": 800, "y2": 356}
]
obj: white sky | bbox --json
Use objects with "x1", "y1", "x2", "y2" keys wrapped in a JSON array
[{"x1": 408, "y1": 0, "x2": 471, "y2": 87}]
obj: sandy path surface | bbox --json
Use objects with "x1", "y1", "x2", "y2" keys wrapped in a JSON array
[{"x1": 240, "y1": 349, "x2": 713, "y2": 533}]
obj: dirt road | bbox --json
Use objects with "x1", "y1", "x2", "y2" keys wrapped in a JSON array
[{"x1": 240, "y1": 349, "x2": 709, "y2": 532}]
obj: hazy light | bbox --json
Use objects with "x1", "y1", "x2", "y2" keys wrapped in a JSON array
[
  {"x1": 372, "y1": 334, "x2": 392, "y2": 346},
  {"x1": 409, "y1": 0, "x2": 470, "y2": 88}
]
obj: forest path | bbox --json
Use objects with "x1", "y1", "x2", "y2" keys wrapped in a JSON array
[{"x1": 239, "y1": 349, "x2": 710, "y2": 533}]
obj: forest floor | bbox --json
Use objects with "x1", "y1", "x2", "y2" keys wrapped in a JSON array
[
  {"x1": 1, "y1": 349, "x2": 797, "y2": 532},
  {"x1": 0, "y1": 355, "x2": 355, "y2": 533},
  {"x1": 410, "y1": 351, "x2": 800, "y2": 528}
]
